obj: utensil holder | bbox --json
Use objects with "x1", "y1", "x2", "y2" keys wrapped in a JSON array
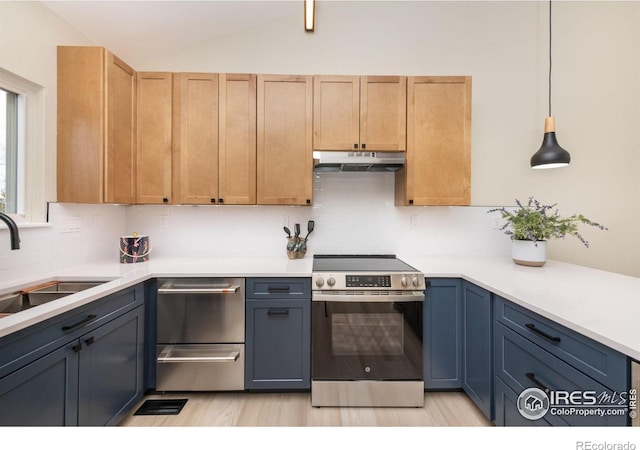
[{"x1": 286, "y1": 237, "x2": 307, "y2": 259}]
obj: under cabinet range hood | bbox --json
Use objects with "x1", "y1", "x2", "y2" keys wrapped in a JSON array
[{"x1": 313, "y1": 151, "x2": 404, "y2": 172}]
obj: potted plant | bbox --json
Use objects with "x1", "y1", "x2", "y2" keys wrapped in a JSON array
[{"x1": 488, "y1": 197, "x2": 607, "y2": 266}]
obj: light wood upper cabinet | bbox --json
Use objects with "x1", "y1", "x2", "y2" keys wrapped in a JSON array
[
  {"x1": 173, "y1": 73, "x2": 219, "y2": 204},
  {"x1": 219, "y1": 74, "x2": 257, "y2": 205},
  {"x1": 313, "y1": 75, "x2": 406, "y2": 152},
  {"x1": 257, "y1": 75, "x2": 313, "y2": 205},
  {"x1": 57, "y1": 46, "x2": 136, "y2": 204},
  {"x1": 136, "y1": 72, "x2": 173, "y2": 204},
  {"x1": 395, "y1": 76, "x2": 471, "y2": 206}
]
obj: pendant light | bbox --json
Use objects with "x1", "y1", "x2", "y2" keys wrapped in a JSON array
[
  {"x1": 304, "y1": 0, "x2": 315, "y2": 32},
  {"x1": 531, "y1": 0, "x2": 571, "y2": 169}
]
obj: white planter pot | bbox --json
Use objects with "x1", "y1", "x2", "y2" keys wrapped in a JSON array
[{"x1": 511, "y1": 240, "x2": 546, "y2": 267}]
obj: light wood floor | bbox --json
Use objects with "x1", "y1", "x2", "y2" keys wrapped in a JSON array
[{"x1": 119, "y1": 391, "x2": 493, "y2": 427}]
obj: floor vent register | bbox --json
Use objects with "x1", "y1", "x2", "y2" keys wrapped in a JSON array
[{"x1": 133, "y1": 399, "x2": 188, "y2": 416}]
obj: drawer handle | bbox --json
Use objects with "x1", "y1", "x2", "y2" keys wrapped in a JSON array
[
  {"x1": 62, "y1": 314, "x2": 97, "y2": 332},
  {"x1": 157, "y1": 352, "x2": 240, "y2": 363},
  {"x1": 267, "y1": 309, "x2": 289, "y2": 316},
  {"x1": 526, "y1": 372, "x2": 550, "y2": 392},
  {"x1": 158, "y1": 285, "x2": 240, "y2": 295},
  {"x1": 525, "y1": 323, "x2": 561, "y2": 343},
  {"x1": 267, "y1": 287, "x2": 290, "y2": 293}
]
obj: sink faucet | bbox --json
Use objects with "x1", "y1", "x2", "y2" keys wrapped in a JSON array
[{"x1": 0, "y1": 212, "x2": 20, "y2": 250}]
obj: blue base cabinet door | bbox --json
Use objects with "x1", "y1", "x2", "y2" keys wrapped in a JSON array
[
  {"x1": 462, "y1": 280, "x2": 493, "y2": 421},
  {"x1": 78, "y1": 306, "x2": 145, "y2": 426},
  {"x1": 246, "y1": 299, "x2": 310, "y2": 390},
  {"x1": 424, "y1": 278, "x2": 462, "y2": 390},
  {"x1": 0, "y1": 342, "x2": 79, "y2": 426}
]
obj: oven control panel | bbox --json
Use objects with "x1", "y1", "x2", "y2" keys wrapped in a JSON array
[
  {"x1": 312, "y1": 272, "x2": 424, "y2": 291},
  {"x1": 346, "y1": 275, "x2": 391, "y2": 288}
]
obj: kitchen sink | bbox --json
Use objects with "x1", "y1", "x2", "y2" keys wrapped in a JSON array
[{"x1": 0, "y1": 281, "x2": 106, "y2": 317}]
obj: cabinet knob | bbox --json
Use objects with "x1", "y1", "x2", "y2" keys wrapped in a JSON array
[
  {"x1": 354, "y1": 143, "x2": 358, "y2": 149},
  {"x1": 210, "y1": 198, "x2": 216, "y2": 203},
  {"x1": 162, "y1": 198, "x2": 169, "y2": 203},
  {"x1": 409, "y1": 199, "x2": 414, "y2": 205},
  {"x1": 219, "y1": 198, "x2": 224, "y2": 204},
  {"x1": 362, "y1": 143, "x2": 366, "y2": 150},
  {"x1": 306, "y1": 199, "x2": 311, "y2": 204}
]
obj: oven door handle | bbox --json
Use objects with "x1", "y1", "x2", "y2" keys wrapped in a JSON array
[
  {"x1": 312, "y1": 292, "x2": 425, "y2": 303},
  {"x1": 157, "y1": 285, "x2": 240, "y2": 295}
]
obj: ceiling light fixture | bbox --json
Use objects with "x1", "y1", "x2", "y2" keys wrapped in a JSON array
[
  {"x1": 531, "y1": 0, "x2": 571, "y2": 169},
  {"x1": 304, "y1": 0, "x2": 315, "y2": 32}
]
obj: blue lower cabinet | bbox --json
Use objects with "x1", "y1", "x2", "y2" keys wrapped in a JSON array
[
  {"x1": 494, "y1": 322, "x2": 627, "y2": 426},
  {"x1": 245, "y1": 298, "x2": 311, "y2": 390},
  {"x1": 424, "y1": 278, "x2": 462, "y2": 390},
  {"x1": 77, "y1": 307, "x2": 145, "y2": 426},
  {"x1": 0, "y1": 341, "x2": 79, "y2": 426},
  {"x1": 0, "y1": 285, "x2": 144, "y2": 426},
  {"x1": 494, "y1": 376, "x2": 555, "y2": 426},
  {"x1": 462, "y1": 280, "x2": 493, "y2": 421}
]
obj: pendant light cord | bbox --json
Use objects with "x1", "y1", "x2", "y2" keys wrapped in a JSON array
[{"x1": 548, "y1": 0, "x2": 552, "y2": 117}]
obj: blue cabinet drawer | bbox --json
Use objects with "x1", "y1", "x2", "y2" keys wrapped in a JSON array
[
  {"x1": 494, "y1": 295, "x2": 628, "y2": 392},
  {"x1": 246, "y1": 278, "x2": 311, "y2": 300},
  {"x1": 0, "y1": 284, "x2": 143, "y2": 378},
  {"x1": 495, "y1": 322, "x2": 628, "y2": 426},
  {"x1": 494, "y1": 376, "x2": 557, "y2": 427}
]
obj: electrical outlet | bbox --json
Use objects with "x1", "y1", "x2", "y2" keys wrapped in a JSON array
[
  {"x1": 59, "y1": 216, "x2": 81, "y2": 233},
  {"x1": 410, "y1": 215, "x2": 418, "y2": 229},
  {"x1": 493, "y1": 217, "x2": 502, "y2": 229},
  {"x1": 159, "y1": 215, "x2": 168, "y2": 228},
  {"x1": 93, "y1": 215, "x2": 102, "y2": 230}
]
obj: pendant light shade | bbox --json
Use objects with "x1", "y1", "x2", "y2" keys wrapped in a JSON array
[
  {"x1": 531, "y1": 0, "x2": 571, "y2": 169},
  {"x1": 531, "y1": 117, "x2": 571, "y2": 169}
]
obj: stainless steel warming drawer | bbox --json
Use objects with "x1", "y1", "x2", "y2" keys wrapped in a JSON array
[{"x1": 155, "y1": 278, "x2": 245, "y2": 391}]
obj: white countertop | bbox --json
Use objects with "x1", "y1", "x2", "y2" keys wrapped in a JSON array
[{"x1": 1, "y1": 254, "x2": 638, "y2": 362}]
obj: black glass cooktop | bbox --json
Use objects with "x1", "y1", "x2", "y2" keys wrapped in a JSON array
[{"x1": 312, "y1": 254, "x2": 418, "y2": 272}]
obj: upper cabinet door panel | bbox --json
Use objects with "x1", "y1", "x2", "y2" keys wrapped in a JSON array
[
  {"x1": 105, "y1": 52, "x2": 136, "y2": 204},
  {"x1": 313, "y1": 76, "x2": 360, "y2": 151},
  {"x1": 57, "y1": 46, "x2": 106, "y2": 204},
  {"x1": 173, "y1": 73, "x2": 219, "y2": 205},
  {"x1": 403, "y1": 76, "x2": 471, "y2": 206},
  {"x1": 219, "y1": 73, "x2": 257, "y2": 205},
  {"x1": 136, "y1": 72, "x2": 173, "y2": 204},
  {"x1": 257, "y1": 75, "x2": 313, "y2": 205},
  {"x1": 360, "y1": 76, "x2": 406, "y2": 151}
]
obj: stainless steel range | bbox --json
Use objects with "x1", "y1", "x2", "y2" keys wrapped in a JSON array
[{"x1": 311, "y1": 255, "x2": 425, "y2": 407}]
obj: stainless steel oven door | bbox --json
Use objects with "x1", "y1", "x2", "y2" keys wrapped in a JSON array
[{"x1": 311, "y1": 291, "x2": 424, "y2": 382}]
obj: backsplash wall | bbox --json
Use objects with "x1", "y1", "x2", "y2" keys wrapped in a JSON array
[
  {"x1": 126, "y1": 172, "x2": 510, "y2": 260},
  {"x1": 0, "y1": 203, "x2": 126, "y2": 284}
]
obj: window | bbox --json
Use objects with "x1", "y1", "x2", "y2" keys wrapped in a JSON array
[
  {"x1": 0, "y1": 67, "x2": 45, "y2": 223},
  {"x1": 0, "y1": 87, "x2": 19, "y2": 214}
]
